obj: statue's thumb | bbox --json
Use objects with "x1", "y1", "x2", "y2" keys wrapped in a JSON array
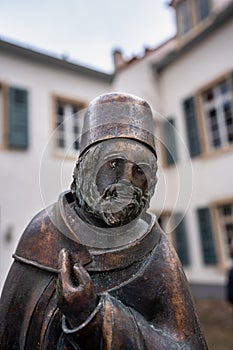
[{"x1": 73, "y1": 263, "x2": 91, "y2": 286}]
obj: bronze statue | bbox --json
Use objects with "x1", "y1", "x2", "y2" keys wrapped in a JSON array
[{"x1": 0, "y1": 93, "x2": 208, "y2": 349}]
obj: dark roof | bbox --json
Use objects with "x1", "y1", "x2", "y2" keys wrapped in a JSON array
[
  {"x1": 0, "y1": 37, "x2": 113, "y2": 82},
  {"x1": 152, "y1": 2, "x2": 233, "y2": 72}
]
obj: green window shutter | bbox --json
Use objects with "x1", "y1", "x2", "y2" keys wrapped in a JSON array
[
  {"x1": 173, "y1": 214, "x2": 190, "y2": 266},
  {"x1": 183, "y1": 97, "x2": 201, "y2": 158},
  {"x1": 163, "y1": 118, "x2": 178, "y2": 165},
  {"x1": 197, "y1": 207, "x2": 217, "y2": 265},
  {"x1": 8, "y1": 87, "x2": 28, "y2": 149}
]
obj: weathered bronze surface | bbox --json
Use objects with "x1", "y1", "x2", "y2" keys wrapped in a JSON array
[
  {"x1": 79, "y1": 93, "x2": 157, "y2": 157},
  {"x1": 0, "y1": 92, "x2": 208, "y2": 349}
]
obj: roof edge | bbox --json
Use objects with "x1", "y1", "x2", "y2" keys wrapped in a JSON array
[
  {"x1": 152, "y1": 2, "x2": 233, "y2": 72},
  {"x1": 113, "y1": 35, "x2": 176, "y2": 73},
  {"x1": 0, "y1": 37, "x2": 114, "y2": 82}
]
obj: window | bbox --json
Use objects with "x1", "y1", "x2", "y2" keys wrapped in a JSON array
[
  {"x1": 183, "y1": 73, "x2": 233, "y2": 158},
  {"x1": 174, "y1": 0, "x2": 211, "y2": 38},
  {"x1": 201, "y1": 200, "x2": 233, "y2": 269},
  {"x1": 217, "y1": 203, "x2": 233, "y2": 263},
  {"x1": 54, "y1": 97, "x2": 85, "y2": 156},
  {"x1": 177, "y1": 0, "x2": 192, "y2": 36},
  {"x1": 195, "y1": 0, "x2": 210, "y2": 22},
  {"x1": 201, "y1": 79, "x2": 233, "y2": 151},
  {"x1": 0, "y1": 84, "x2": 28, "y2": 150}
]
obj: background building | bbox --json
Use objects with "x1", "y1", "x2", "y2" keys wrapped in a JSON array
[
  {"x1": 1, "y1": 0, "x2": 233, "y2": 297},
  {"x1": 0, "y1": 42, "x2": 112, "y2": 290}
]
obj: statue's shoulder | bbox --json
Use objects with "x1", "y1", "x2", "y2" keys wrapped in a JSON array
[
  {"x1": 13, "y1": 203, "x2": 90, "y2": 272},
  {"x1": 13, "y1": 206, "x2": 62, "y2": 272},
  {"x1": 20, "y1": 206, "x2": 54, "y2": 241}
]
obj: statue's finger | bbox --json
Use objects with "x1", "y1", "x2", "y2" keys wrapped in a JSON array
[
  {"x1": 73, "y1": 263, "x2": 92, "y2": 287},
  {"x1": 58, "y1": 248, "x2": 74, "y2": 289}
]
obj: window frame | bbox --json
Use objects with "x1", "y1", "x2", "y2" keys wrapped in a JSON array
[
  {"x1": 174, "y1": 0, "x2": 213, "y2": 39},
  {"x1": 52, "y1": 94, "x2": 87, "y2": 159},
  {"x1": 196, "y1": 71, "x2": 233, "y2": 158},
  {"x1": 210, "y1": 197, "x2": 233, "y2": 270}
]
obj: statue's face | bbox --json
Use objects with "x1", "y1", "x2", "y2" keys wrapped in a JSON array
[
  {"x1": 73, "y1": 139, "x2": 157, "y2": 227},
  {"x1": 96, "y1": 158, "x2": 148, "y2": 198}
]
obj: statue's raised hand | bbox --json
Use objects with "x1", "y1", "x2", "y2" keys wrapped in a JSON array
[{"x1": 56, "y1": 248, "x2": 97, "y2": 328}]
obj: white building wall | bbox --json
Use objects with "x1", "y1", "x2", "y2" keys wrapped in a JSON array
[
  {"x1": 158, "y1": 18, "x2": 233, "y2": 284},
  {"x1": 112, "y1": 60, "x2": 160, "y2": 109},
  {"x1": 0, "y1": 52, "x2": 110, "y2": 291},
  {"x1": 212, "y1": 0, "x2": 233, "y2": 12},
  {"x1": 111, "y1": 16, "x2": 233, "y2": 287}
]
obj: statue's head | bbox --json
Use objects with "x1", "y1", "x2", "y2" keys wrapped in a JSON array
[{"x1": 71, "y1": 93, "x2": 157, "y2": 227}]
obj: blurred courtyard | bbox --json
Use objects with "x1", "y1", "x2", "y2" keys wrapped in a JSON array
[{"x1": 195, "y1": 298, "x2": 233, "y2": 350}]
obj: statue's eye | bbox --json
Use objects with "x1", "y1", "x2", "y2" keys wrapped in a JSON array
[
  {"x1": 109, "y1": 160, "x2": 117, "y2": 168},
  {"x1": 136, "y1": 166, "x2": 143, "y2": 174}
]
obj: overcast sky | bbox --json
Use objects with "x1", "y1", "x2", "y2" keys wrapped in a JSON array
[{"x1": 0, "y1": 0, "x2": 176, "y2": 72}]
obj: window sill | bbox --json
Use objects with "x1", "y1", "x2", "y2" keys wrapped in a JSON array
[
  {"x1": 199, "y1": 144, "x2": 233, "y2": 161},
  {"x1": 51, "y1": 149, "x2": 78, "y2": 161}
]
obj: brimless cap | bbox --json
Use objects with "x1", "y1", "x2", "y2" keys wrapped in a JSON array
[{"x1": 79, "y1": 92, "x2": 157, "y2": 157}]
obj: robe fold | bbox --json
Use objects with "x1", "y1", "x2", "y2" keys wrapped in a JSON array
[{"x1": 0, "y1": 192, "x2": 208, "y2": 349}]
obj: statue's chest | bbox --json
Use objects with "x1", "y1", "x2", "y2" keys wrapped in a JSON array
[
  {"x1": 89, "y1": 251, "x2": 158, "y2": 321},
  {"x1": 90, "y1": 254, "x2": 148, "y2": 293}
]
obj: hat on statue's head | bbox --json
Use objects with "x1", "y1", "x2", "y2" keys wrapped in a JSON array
[{"x1": 79, "y1": 92, "x2": 157, "y2": 157}]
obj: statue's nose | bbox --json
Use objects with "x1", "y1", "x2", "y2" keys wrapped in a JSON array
[{"x1": 119, "y1": 162, "x2": 134, "y2": 184}]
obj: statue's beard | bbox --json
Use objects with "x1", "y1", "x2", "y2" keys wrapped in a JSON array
[{"x1": 79, "y1": 181, "x2": 149, "y2": 227}]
